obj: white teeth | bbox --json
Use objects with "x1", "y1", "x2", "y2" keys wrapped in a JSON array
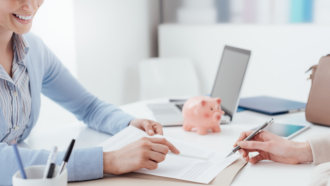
[{"x1": 15, "y1": 14, "x2": 32, "y2": 20}]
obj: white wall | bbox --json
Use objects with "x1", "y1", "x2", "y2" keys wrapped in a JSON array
[
  {"x1": 30, "y1": 0, "x2": 79, "y2": 133},
  {"x1": 74, "y1": 0, "x2": 160, "y2": 106},
  {"x1": 159, "y1": 24, "x2": 330, "y2": 103}
]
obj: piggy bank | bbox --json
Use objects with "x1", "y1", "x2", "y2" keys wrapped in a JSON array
[{"x1": 182, "y1": 96, "x2": 225, "y2": 135}]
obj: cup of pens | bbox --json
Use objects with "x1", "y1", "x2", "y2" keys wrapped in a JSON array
[
  {"x1": 12, "y1": 165, "x2": 67, "y2": 186},
  {"x1": 11, "y1": 139, "x2": 75, "y2": 186}
]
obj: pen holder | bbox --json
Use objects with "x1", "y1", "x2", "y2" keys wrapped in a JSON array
[{"x1": 12, "y1": 165, "x2": 67, "y2": 186}]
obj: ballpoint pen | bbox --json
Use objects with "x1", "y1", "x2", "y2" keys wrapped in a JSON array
[
  {"x1": 226, "y1": 118, "x2": 274, "y2": 158},
  {"x1": 57, "y1": 139, "x2": 75, "y2": 176}
]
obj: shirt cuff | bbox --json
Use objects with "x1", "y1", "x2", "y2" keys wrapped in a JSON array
[
  {"x1": 115, "y1": 113, "x2": 135, "y2": 134},
  {"x1": 307, "y1": 134, "x2": 330, "y2": 165},
  {"x1": 55, "y1": 146, "x2": 103, "y2": 181}
]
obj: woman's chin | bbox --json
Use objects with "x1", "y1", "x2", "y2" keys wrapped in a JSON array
[{"x1": 13, "y1": 24, "x2": 32, "y2": 35}]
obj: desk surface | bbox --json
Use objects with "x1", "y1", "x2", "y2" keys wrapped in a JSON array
[{"x1": 23, "y1": 98, "x2": 330, "y2": 186}]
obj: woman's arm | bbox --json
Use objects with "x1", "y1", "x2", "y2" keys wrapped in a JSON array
[
  {"x1": 40, "y1": 40, "x2": 135, "y2": 135},
  {"x1": 34, "y1": 37, "x2": 174, "y2": 182},
  {"x1": 235, "y1": 131, "x2": 330, "y2": 186},
  {"x1": 235, "y1": 131, "x2": 330, "y2": 165}
]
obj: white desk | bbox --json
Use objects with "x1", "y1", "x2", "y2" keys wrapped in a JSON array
[{"x1": 23, "y1": 98, "x2": 330, "y2": 186}]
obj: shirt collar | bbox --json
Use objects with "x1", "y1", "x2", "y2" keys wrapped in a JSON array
[{"x1": 13, "y1": 33, "x2": 29, "y2": 65}]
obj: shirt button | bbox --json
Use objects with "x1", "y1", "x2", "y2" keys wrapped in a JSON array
[
  {"x1": 13, "y1": 92, "x2": 18, "y2": 97},
  {"x1": 14, "y1": 126, "x2": 20, "y2": 130}
]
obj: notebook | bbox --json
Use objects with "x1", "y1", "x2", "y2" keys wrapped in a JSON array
[{"x1": 238, "y1": 96, "x2": 306, "y2": 115}]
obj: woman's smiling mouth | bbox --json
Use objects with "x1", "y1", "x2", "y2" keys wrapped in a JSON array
[{"x1": 12, "y1": 13, "x2": 33, "y2": 24}]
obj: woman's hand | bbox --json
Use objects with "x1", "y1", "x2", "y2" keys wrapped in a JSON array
[
  {"x1": 234, "y1": 130, "x2": 313, "y2": 164},
  {"x1": 129, "y1": 119, "x2": 163, "y2": 136},
  {"x1": 103, "y1": 137, "x2": 180, "y2": 174}
]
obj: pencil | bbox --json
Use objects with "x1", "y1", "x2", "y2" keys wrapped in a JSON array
[{"x1": 12, "y1": 143, "x2": 27, "y2": 179}]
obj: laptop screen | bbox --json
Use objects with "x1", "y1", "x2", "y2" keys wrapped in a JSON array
[{"x1": 211, "y1": 46, "x2": 251, "y2": 120}]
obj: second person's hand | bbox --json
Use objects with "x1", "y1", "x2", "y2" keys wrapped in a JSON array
[
  {"x1": 103, "y1": 137, "x2": 180, "y2": 175},
  {"x1": 234, "y1": 130, "x2": 313, "y2": 164}
]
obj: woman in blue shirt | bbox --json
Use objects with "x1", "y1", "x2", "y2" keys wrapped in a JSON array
[{"x1": 0, "y1": 0, "x2": 179, "y2": 185}]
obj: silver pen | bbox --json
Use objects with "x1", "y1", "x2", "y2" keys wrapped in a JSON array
[{"x1": 226, "y1": 118, "x2": 274, "y2": 158}]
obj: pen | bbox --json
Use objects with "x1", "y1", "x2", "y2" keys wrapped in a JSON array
[
  {"x1": 226, "y1": 118, "x2": 274, "y2": 158},
  {"x1": 46, "y1": 163, "x2": 56, "y2": 178},
  {"x1": 11, "y1": 142, "x2": 27, "y2": 179},
  {"x1": 168, "y1": 152, "x2": 209, "y2": 161},
  {"x1": 57, "y1": 139, "x2": 75, "y2": 176},
  {"x1": 43, "y1": 146, "x2": 58, "y2": 179}
]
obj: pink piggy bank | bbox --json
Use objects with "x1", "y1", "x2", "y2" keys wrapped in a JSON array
[{"x1": 182, "y1": 96, "x2": 225, "y2": 135}]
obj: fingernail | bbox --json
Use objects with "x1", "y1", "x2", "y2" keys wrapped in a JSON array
[
  {"x1": 149, "y1": 129, "x2": 154, "y2": 135},
  {"x1": 239, "y1": 149, "x2": 243, "y2": 155},
  {"x1": 238, "y1": 142, "x2": 245, "y2": 147}
]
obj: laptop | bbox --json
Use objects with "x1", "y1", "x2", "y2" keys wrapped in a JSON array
[{"x1": 147, "y1": 46, "x2": 251, "y2": 126}]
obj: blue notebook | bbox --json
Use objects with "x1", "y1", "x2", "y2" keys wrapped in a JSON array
[{"x1": 238, "y1": 96, "x2": 306, "y2": 115}]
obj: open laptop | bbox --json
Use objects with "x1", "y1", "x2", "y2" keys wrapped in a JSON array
[{"x1": 147, "y1": 46, "x2": 251, "y2": 126}]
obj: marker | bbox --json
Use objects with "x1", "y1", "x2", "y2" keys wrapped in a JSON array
[
  {"x1": 43, "y1": 146, "x2": 58, "y2": 179},
  {"x1": 46, "y1": 163, "x2": 55, "y2": 178}
]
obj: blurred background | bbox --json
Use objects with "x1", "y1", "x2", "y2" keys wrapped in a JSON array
[{"x1": 31, "y1": 0, "x2": 330, "y2": 132}]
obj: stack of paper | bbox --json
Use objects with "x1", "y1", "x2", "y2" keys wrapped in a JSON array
[{"x1": 99, "y1": 126, "x2": 239, "y2": 184}]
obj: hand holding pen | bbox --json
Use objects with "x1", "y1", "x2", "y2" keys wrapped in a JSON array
[
  {"x1": 230, "y1": 119, "x2": 313, "y2": 164},
  {"x1": 226, "y1": 118, "x2": 274, "y2": 158}
]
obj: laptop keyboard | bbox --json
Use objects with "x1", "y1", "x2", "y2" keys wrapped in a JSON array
[{"x1": 175, "y1": 104, "x2": 184, "y2": 111}]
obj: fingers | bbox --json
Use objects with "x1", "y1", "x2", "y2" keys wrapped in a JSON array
[
  {"x1": 144, "y1": 160, "x2": 158, "y2": 170},
  {"x1": 238, "y1": 141, "x2": 272, "y2": 152},
  {"x1": 148, "y1": 137, "x2": 180, "y2": 154},
  {"x1": 249, "y1": 154, "x2": 266, "y2": 164},
  {"x1": 233, "y1": 131, "x2": 254, "y2": 147},
  {"x1": 151, "y1": 143, "x2": 169, "y2": 155},
  {"x1": 143, "y1": 120, "x2": 164, "y2": 136},
  {"x1": 148, "y1": 151, "x2": 166, "y2": 163},
  {"x1": 151, "y1": 121, "x2": 163, "y2": 135},
  {"x1": 239, "y1": 149, "x2": 252, "y2": 162},
  {"x1": 143, "y1": 120, "x2": 155, "y2": 136}
]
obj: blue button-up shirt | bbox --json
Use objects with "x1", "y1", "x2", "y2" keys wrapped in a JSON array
[
  {"x1": 0, "y1": 33, "x2": 32, "y2": 144},
  {"x1": 0, "y1": 33, "x2": 135, "y2": 185}
]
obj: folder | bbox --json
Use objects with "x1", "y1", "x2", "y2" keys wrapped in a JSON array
[{"x1": 238, "y1": 96, "x2": 306, "y2": 115}]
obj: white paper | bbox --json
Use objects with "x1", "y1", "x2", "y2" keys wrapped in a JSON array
[{"x1": 98, "y1": 126, "x2": 238, "y2": 184}]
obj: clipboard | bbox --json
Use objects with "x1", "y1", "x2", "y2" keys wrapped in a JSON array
[{"x1": 68, "y1": 156, "x2": 247, "y2": 186}]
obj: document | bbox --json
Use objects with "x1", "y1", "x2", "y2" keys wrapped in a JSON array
[{"x1": 98, "y1": 126, "x2": 239, "y2": 184}]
